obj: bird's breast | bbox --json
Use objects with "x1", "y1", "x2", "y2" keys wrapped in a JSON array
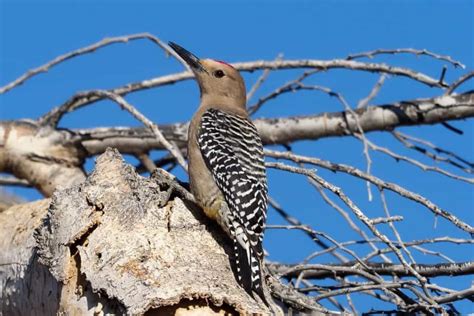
[{"x1": 188, "y1": 114, "x2": 224, "y2": 219}]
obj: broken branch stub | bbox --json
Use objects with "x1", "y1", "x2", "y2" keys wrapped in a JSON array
[{"x1": 0, "y1": 120, "x2": 86, "y2": 196}]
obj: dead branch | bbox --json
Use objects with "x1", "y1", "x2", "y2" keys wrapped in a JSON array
[
  {"x1": 70, "y1": 91, "x2": 474, "y2": 156},
  {"x1": 0, "y1": 33, "x2": 187, "y2": 95},
  {"x1": 267, "y1": 261, "x2": 474, "y2": 279},
  {"x1": 0, "y1": 121, "x2": 86, "y2": 196},
  {"x1": 69, "y1": 90, "x2": 188, "y2": 171},
  {"x1": 445, "y1": 71, "x2": 474, "y2": 95},
  {"x1": 7, "y1": 91, "x2": 470, "y2": 198},
  {"x1": 265, "y1": 162, "x2": 442, "y2": 309},
  {"x1": 265, "y1": 150, "x2": 473, "y2": 234},
  {"x1": 35, "y1": 59, "x2": 450, "y2": 127},
  {"x1": 346, "y1": 48, "x2": 465, "y2": 69}
]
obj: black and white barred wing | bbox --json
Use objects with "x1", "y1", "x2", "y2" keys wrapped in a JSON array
[{"x1": 197, "y1": 108, "x2": 268, "y2": 297}]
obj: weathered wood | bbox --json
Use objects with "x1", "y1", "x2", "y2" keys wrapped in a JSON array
[
  {"x1": 0, "y1": 121, "x2": 86, "y2": 196},
  {"x1": 1, "y1": 148, "x2": 267, "y2": 315},
  {"x1": 0, "y1": 199, "x2": 60, "y2": 316}
]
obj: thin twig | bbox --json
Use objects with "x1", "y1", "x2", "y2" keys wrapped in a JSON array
[
  {"x1": 346, "y1": 48, "x2": 465, "y2": 69},
  {"x1": 445, "y1": 71, "x2": 474, "y2": 95},
  {"x1": 266, "y1": 163, "x2": 431, "y2": 279},
  {"x1": 265, "y1": 150, "x2": 473, "y2": 234},
  {"x1": 395, "y1": 131, "x2": 474, "y2": 168},
  {"x1": 71, "y1": 90, "x2": 188, "y2": 171},
  {"x1": 369, "y1": 216, "x2": 403, "y2": 225},
  {"x1": 379, "y1": 189, "x2": 417, "y2": 265},
  {"x1": 247, "y1": 69, "x2": 319, "y2": 115},
  {"x1": 303, "y1": 236, "x2": 471, "y2": 263},
  {"x1": 435, "y1": 286, "x2": 474, "y2": 304},
  {"x1": 266, "y1": 224, "x2": 374, "y2": 269},
  {"x1": 314, "y1": 281, "x2": 407, "y2": 301},
  {"x1": 392, "y1": 131, "x2": 474, "y2": 173},
  {"x1": 232, "y1": 59, "x2": 447, "y2": 88},
  {"x1": 357, "y1": 74, "x2": 387, "y2": 108},
  {"x1": 360, "y1": 136, "x2": 474, "y2": 183},
  {"x1": 299, "y1": 279, "x2": 348, "y2": 312},
  {"x1": 0, "y1": 33, "x2": 186, "y2": 94},
  {"x1": 247, "y1": 53, "x2": 283, "y2": 103},
  {"x1": 267, "y1": 198, "x2": 347, "y2": 262},
  {"x1": 310, "y1": 179, "x2": 392, "y2": 263},
  {"x1": 411, "y1": 245, "x2": 454, "y2": 263}
]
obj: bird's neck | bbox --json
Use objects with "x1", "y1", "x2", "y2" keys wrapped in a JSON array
[{"x1": 200, "y1": 95, "x2": 248, "y2": 117}]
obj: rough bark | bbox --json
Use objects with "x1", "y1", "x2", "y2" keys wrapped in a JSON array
[
  {"x1": 0, "y1": 148, "x2": 267, "y2": 315},
  {"x1": 0, "y1": 199, "x2": 59, "y2": 316}
]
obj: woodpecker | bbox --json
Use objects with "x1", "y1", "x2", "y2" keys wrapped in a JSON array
[{"x1": 169, "y1": 42, "x2": 268, "y2": 304}]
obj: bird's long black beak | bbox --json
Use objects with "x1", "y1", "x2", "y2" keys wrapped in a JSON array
[{"x1": 169, "y1": 42, "x2": 204, "y2": 72}]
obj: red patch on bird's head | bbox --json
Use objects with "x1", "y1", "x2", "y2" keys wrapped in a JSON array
[{"x1": 214, "y1": 60, "x2": 235, "y2": 69}]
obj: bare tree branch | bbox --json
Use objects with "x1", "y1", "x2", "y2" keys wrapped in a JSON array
[
  {"x1": 357, "y1": 74, "x2": 387, "y2": 108},
  {"x1": 70, "y1": 92, "x2": 474, "y2": 156},
  {"x1": 265, "y1": 162, "x2": 444, "y2": 309},
  {"x1": 36, "y1": 59, "x2": 453, "y2": 127},
  {"x1": 0, "y1": 33, "x2": 184, "y2": 94},
  {"x1": 267, "y1": 261, "x2": 474, "y2": 279},
  {"x1": 47, "y1": 90, "x2": 188, "y2": 171},
  {"x1": 265, "y1": 151, "x2": 473, "y2": 234},
  {"x1": 445, "y1": 71, "x2": 474, "y2": 95},
  {"x1": 435, "y1": 286, "x2": 474, "y2": 304},
  {"x1": 392, "y1": 131, "x2": 474, "y2": 173},
  {"x1": 232, "y1": 59, "x2": 447, "y2": 87},
  {"x1": 360, "y1": 136, "x2": 473, "y2": 183},
  {"x1": 346, "y1": 48, "x2": 466, "y2": 69},
  {"x1": 246, "y1": 53, "x2": 283, "y2": 102},
  {"x1": 0, "y1": 121, "x2": 86, "y2": 196}
]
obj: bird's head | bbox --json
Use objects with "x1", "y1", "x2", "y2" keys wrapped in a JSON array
[{"x1": 169, "y1": 42, "x2": 247, "y2": 111}]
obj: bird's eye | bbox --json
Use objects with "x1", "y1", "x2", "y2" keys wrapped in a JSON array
[{"x1": 213, "y1": 70, "x2": 225, "y2": 78}]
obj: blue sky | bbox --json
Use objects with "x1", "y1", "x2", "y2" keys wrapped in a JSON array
[{"x1": 1, "y1": 0, "x2": 473, "y2": 313}]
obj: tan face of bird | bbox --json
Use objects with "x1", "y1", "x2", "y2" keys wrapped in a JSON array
[
  {"x1": 196, "y1": 59, "x2": 246, "y2": 108},
  {"x1": 168, "y1": 42, "x2": 247, "y2": 113}
]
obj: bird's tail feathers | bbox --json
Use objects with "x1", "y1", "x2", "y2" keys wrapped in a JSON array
[{"x1": 233, "y1": 236, "x2": 268, "y2": 306}]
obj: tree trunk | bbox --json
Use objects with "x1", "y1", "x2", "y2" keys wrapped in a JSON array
[{"x1": 0, "y1": 149, "x2": 268, "y2": 315}]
